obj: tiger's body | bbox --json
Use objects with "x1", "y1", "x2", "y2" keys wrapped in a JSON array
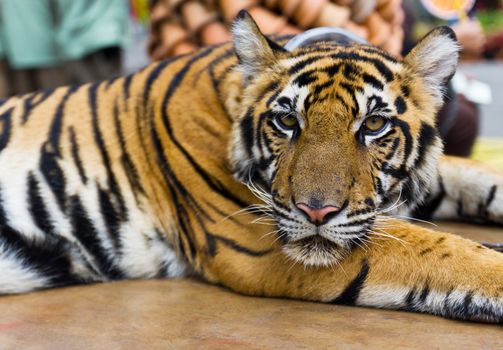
[{"x1": 1, "y1": 11, "x2": 503, "y2": 323}]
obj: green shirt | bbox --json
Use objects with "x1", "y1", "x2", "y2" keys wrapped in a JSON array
[{"x1": 0, "y1": 0, "x2": 128, "y2": 69}]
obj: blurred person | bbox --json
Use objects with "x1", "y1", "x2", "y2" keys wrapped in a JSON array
[
  {"x1": 451, "y1": 19, "x2": 487, "y2": 55},
  {"x1": 402, "y1": 0, "x2": 486, "y2": 157},
  {"x1": 0, "y1": 0, "x2": 129, "y2": 97}
]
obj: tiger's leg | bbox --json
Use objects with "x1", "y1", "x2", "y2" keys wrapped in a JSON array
[
  {"x1": 200, "y1": 218, "x2": 503, "y2": 323},
  {"x1": 412, "y1": 155, "x2": 503, "y2": 224}
]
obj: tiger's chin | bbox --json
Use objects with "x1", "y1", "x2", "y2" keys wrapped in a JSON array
[{"x1": 282, "y1": 236, "x2": 351, "y2": 268}]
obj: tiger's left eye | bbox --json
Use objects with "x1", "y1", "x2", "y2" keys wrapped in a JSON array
[
  {"x1": 276, "y1": 114, "x2": 299, "y2": 130},
  {"x1": 362, "y1": 116, "x2": 387, "y2": 133}
]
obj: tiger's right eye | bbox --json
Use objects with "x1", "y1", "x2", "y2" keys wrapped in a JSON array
[{"x1": 275, "y1": 114, "x2": 299, "y2": 130}]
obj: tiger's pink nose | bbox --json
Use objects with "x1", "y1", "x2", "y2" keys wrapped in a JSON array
[{"x1": 295, "y1": 203, "x2": 341, "y2": 226}]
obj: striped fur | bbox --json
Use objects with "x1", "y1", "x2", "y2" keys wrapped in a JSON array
[{"x1": 0, "y1": 11, "x2": 502, "y2": 323}]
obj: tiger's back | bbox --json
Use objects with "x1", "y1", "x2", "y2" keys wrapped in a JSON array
[{"x1": 0, "y1": 48, "x2": 231, "y2": 291}]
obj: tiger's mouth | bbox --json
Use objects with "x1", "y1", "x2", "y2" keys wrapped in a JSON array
[
  {"x1": 282, "y1": 235, "x2": 351, "y2": 267},
  {"x1": 267, "y1": 196, "x2": 375, "y2": 267}
]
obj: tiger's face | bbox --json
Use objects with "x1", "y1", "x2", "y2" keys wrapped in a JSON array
[{"x1": 229, "y1": 11, "x2": 459, "y2": 267}]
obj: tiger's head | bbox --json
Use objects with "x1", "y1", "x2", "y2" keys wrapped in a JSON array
[{"x1": 228, "y1": 11, "x2": 459, "y2": 267}]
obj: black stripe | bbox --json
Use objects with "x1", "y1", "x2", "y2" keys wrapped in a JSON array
[
  {"x1": 47, "y1": 85, "x2": 80, "y2": 157},
  {"x1": 264, "y1": 82, "x2": 281, "y2": 107},
  {"x1": 40, "y1": 141, "x2": 67, "y2": 211},
  {"x1": 207, "y1": 48, "x2": 235, "y2": 94},
  {"x1": 463, "y1": 291, "x2": 473, "y2": 313},
  {"x1": 257, "y1": 156, "x2": 273, "y2": 172},
  {"x1": 347, "y1": 207, "x2": 373, "y2": 218},
  {"x1": 105, "y1": 76, "x2": 120, "y2": 90},
  {"x1": 204, "y1": 200, "x2": 245, "y2": 226},
  {"x1": 392, "y1": 119, "x2": 412, "y2": 160},
  {"x1": 336, "y1": 217, "x2": 371, "y2": 228},
  {"x1": 22, "y1": 88, "x2": 55, "y2": 124},
  {"x1": 313, "y1": 79, "x2": 335, "y2": 96},
  {"x1": 485, "y1": 185, "x2": 497, "y2": 210},
  {"x1": 448, "y1": 290, "x2": 473, "y2": 317},
  {"x1": 150, "y1": 119, "x2": 212, "y2": 221},
  {"x1": 457, "y1": 197, "x2": 466, "y2": 218},
  {"x1": 240, "y1": 109, "x2": 255, "y2": 157},
  {"x1": 88, "y1": 83, "x2": 127, "y2": 220},
  {"x1": 98, "y1": 186, "x2": 123, "y2": 251},
  {"x1": 405, "y1": 289, "x2": 416, "y2": 309},
  {"x1": 185, "y1": 192, "x2": 272, "y2": 258},
  {"x1": 330, "y1": 52, "x2": 394, "y2": 82},
  {"x1": 143, "y1": 56, "x2": 184, "y2": 103},
  {"x1": 322, "y1": 63, "x2": 341, "y2": 77},
  {"x1": 27, "y1": 173, "x2": 56, "y2": 235},
  {"x1": 256, "y1": 112, "x2": 271, "y2": 154},
  {"x1": 69, "y1": 195, "x2": 123, "y2": 279},
  {"x1": 412, "y1": 176, "x2": 446, "y2": 220},
  {"x1": 344, "y1": 63, "x2": 358, "y2": 80},
  {"x1": 113, "y1": 101, "x2": 145, "y2": 200},
  {"x1": 367, "y1": 95, "x2": 391, "y2": 114},
  {"x1": 212, "y1": 235, "x2": 272, "y2": 257},
  {"x1": 123, "y1": 74, "x2": 133, "y2": 100},
  {"x1": 394, "y1": 96, "x2": 407, "y2": 114},
  {"x1": 339, "y1": 83, "x2": 361, "y2": 117},
  {"x1": 293, "y1": 70, "x2": 318, "y2": 86},
  {"x1": 287, "y1": 55, "x2": 324, "y2": 74},
  {"x1": 375, "y1": 176, "x2": 384, "y2": 197},
  {"x1": 478, "y1": 184, "x2": 497, "y2": 219},
  {"x1": 21, "y1": 93, "x2": 37, "y2": 124},
  {"x1": 68, "y1": 126, "x2": 88, "y2": 184},
  {"x1": 381, "y1": 119, "x2": 413, "y2": 180},
  {"x1": 332, "y1": 260, "x2": 370, "y2": 305},
  {"x1": 419, "y1": 284, "x2": 430, "y2": 302},
  {"x1": 359, "y1": 47, "x2": 397, "y2": 62},
  {"x1": 384, "y1": 138, "x2": 400, "y2": 160},
  {"x1": 0, "y1": 107, "x2": 13, "y2": 152},
  {"x1": 414, "y1": 122, "x2": 438, "y2": 168},
  {"x1": 172, "y1": 188, "x2": 198, "y2": 260},
  {"x1": 401, "y1": 85, "x2": 410, "y2": 97}
]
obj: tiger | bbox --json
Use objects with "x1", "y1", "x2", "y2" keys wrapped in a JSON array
[{"x1": 0, "y1": 10, "x2": 502, "y2": 323}]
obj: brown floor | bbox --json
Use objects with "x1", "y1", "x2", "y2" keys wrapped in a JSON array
[{"x1": 0, "y1": 222, "x2": 502, "y2": 350}]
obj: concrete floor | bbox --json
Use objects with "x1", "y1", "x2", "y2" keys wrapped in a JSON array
[{"x1": 459, "y1": 62, "x2": 503, "y2": 137}]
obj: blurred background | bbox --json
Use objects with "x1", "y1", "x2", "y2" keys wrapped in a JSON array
[{"x1": 0, "y1": 0, "x2": 501, "y2": 167}]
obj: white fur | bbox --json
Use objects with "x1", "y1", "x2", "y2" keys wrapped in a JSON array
[
  {"x1": 406, "y1": 30, "x2": 460, "y2": 101},
  {"x1": 0, "y1": 244, "x2": 49, "y2": 294},
  {"x1": 431, "y1": 158, "x2": 503, "y2": 222},
  {"x1": 0, "y1": 149, "x2": 46, "y2": 240},
  {"x1": 358, "y1": 285, "x2": 410, "y2": 308},
  {"x1": 231, "y1": 16, "x2": 273, "y2": 78},
  {"x1": 118, "y1": 212, "x2": 187, "y2": 278}
]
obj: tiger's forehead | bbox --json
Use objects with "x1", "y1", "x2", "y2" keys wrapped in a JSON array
[
  {"x1": 268, "y1": 46, "x2": 404, "y2": 119},
  {"x1": 278, "y1": 45, "x2": 403, "y2": 79}
]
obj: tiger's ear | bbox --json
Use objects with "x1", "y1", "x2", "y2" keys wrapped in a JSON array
[
  {"x1": 231, "y1": 10, "x2": 285, "y2": 80},
  {"x1": 404, "y1": 26, "x2": 460, "y2": 100}
]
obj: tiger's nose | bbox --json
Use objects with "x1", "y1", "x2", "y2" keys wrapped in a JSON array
[{"x1": 295, "y1": 203, "x2": 341, "y2": 226}]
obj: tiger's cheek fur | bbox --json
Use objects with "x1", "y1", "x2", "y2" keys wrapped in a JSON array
[{"x1": 363, "y1": 74, "x2": 444, "y2": 210}]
